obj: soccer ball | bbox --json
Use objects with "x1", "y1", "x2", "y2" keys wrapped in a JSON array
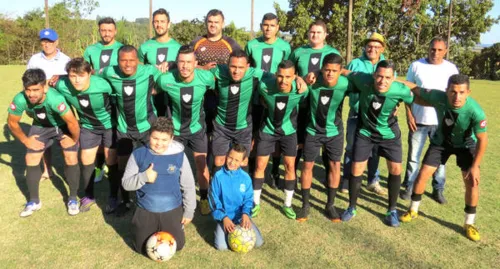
[
  {"x1": 145, "y1": 231, "x2": 177, "y2": 262},
  {"x1": 228, "y1": 225, "x2": 257, "y2": 253}
]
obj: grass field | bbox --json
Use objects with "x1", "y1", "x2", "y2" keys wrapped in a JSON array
[{"x1": 0, "y1": 65, "x2": 499, "y2": 268}]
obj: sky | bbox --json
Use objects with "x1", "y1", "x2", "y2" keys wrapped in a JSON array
[{"x1": 1, "y1": 0, "x2": 499, "y2": 44}]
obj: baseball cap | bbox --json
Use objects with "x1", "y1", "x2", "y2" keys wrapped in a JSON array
[
  {"x1": 364, "y1": 33, "x2": 386, "y2": 48},
  {"x1": 39, "y1": 28, "x2": 59, "y2": 42}
]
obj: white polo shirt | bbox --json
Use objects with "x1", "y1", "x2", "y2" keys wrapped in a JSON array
[
  {"x1": 26, "y1": 49, "x2": 71, "y2": 79},
  {"x1": 406, "y1": 58, "x2": 459, "y2": 125}
]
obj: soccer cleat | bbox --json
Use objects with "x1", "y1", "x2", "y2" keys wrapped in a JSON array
[
  {"x1": 341, "y1": 207, "x2": 357, "y2": 222},
  {"x1": 432, "y1": 190, "x2": 447, "y2": 204},
  {"x1": 20, "y1": 201, "x2": 42, "y2": 217},
  {"x1": 200, "y1": 199, "x2": 211, "y2": 215},
  {"x1": 67, "y1": 200, "x2": 80, "y2": 216},
  {"x1": 105, "y1": 197, "x2": 119, "y2": 214},
  {"x1": 384, "y1": 210, "x2": 400, "y2": 227},
  {"x1": 251, "y1": 204, "x2": 261, "y2": 218},
  {"x1": 464, "y1": 224, "x2": 480, "y2": 242},
  {"x1": 94, "y1": 167, "x2": 104, "y2": 183},
  {"x1": 115, "y1": 201, "x2": 132, "y2": 217},
  {"x1": 296, "y1": 204, "x2": 310, "y2": 222},
  {"x1": 399, "y1": 189, "x2": 412, "y2": 201},
  {"x1": 79, "y1": 197, "x2": 96, "y2": 212},
  {"x1": 399, "y1": 210, "x2": 419, "y2": 223},
  {"x1": 366, "y1": 181, "x2": 387, "y2": 196},
  {"x1": 282, "y1": 205, "x2": 296, "y2": 219},
  {"x1": 325, "y1": 204, "x2": 341, "y2": 223}
]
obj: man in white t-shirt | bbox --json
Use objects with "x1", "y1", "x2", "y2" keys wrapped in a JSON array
[
  {"x1": 402, "y1": 37, "x2": 459, "y2": 203},
  {"x1": 26, "y1": 28, "x2": 71, "y2": 180}
]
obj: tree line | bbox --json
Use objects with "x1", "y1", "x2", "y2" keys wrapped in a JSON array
[{"x1": 0, "y1": 0, "x2": 498, "y2": 79}]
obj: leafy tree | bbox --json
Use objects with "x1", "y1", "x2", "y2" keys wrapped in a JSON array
[{"x1": 170, "y1": 19, "x2": 205, "y2": 45}]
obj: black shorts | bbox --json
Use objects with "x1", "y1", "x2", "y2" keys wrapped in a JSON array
[
  {"x1": 117, "y1": 131, "x2": 150, "y2": 156},
  {"x1": 303, "y1": 132, "x2": 344, "y2": 162},
  {"x1": 256, "y1": 131, "x2": 297, "y2": 157},
  {"x1": 353, "y1": 133, "x2": 402, "y2": 163},
  {"x1": 422, "y1": 143, "x2": 476, "y2": 171},
  {"x1": 212, "y1": 122, "x2": 252, "y2": 156},
  {"x1": 174, "y1": 130, "x2": 208, "y2": 153},
  {"x1": 132, "y1": 206, "x2": 185, "y2": 253},
  {"x1": 27, "y1": 125, "x2": 79, "y2": 153},
  {"x1": 80, "y1": 128, "x2": 117, "y2": 150}
]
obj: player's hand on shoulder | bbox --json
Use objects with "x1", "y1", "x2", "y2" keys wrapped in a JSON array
[
  {"x1": 48, "y1": 75, "x2": 60, "y2": 87},
  {"x1": 223, "y1": 217, "x2": 235, "y2": 233},
  {"x1": 60, "y1": 134, "x2": 76, "y2": 149},
  {"x1": 25, "y1": 135, "x2": 45, "y2": 151},
  {"x1": 145, "y1": 163, "x2": 158, "y2": 183},
  {"x1": 199, "y1": 62, "x2": 217, "y2": 70},
  {"x1": 156, "y1": 62, "x2": 169, "y2": 73},
  {"x1": 305, "y1": 72, "x2": 317, "y2": 85},
  {"x1": 241, "y1": 214, "x2": 251, "y2": 230},
  {"x1": 296, "y1": 77, "x2": 307, "y2": 93}
]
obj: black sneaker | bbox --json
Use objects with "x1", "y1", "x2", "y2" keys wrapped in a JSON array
[
  {"x1": 325, "y1": 204, "x2": 341, "y2": 222},
  {"x1": 432, "y1": 190, "x2": 447, "y2": 204},
  {"x1": 400, "y1": 189, "x2": 412, "y2": 200},
  {"x1": 270, "y1": 173, "x2": 281, "y2": 190},
  {"x1": 296, "y1": 204, "x2": 310, "y2": 222},
  {"x1": 115, "y1": 201, "x2": 132, "y2": 217}
]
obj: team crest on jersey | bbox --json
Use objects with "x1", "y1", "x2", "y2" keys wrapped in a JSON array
[
  {"x1": 124, "y1": 86, "x2": 134, "y2": 96},
  {"x1": 445, "y1": 118, "x2": 454, "y2": 126},
  {"x1": 37, "y1": 112, "x2": 46, "y2": 119},
  {"x1": 276, "y1": 102, "x2": 286, "y2": 110},
  {"x1": 79, "y1": 99, "x2": 89, "y2": 107},
  {"x1": 372, "y1": 102, "x2": 381, "y2": 110},
  {"x1": 9, "y1": 102, "x2": 16, "y2": 111},
  {"x1": 240, "y1": 184, "x2": 246, "y2": 193},
  {"x1": 230, "y1": 85, "x2": 239, "y2": 94},
  {"x1": 263, "y1": 54, "x2": 271, "y2": 63},
  {"x1": 320, "y1": 96, "x2": 330, "y2": 105},
  {"x1": 157, "y1": 54, "x2": 166, "y2": 63},
  {"x1": 101, "y1": 55, "x2": 110, "y2": 63},
  {"x1": 58, "y1": 102, "x2": 66, "y2": 112},
  {"x1": 200, "y1": 47, "x2": 207, "y2": 52},
  {"x1": 167, "y1": 164, "x2": 177, "y2": 174},
  {"x1": 182, "y1": 94, "x2": 192, "y2": 103},
  {"x1": 480, "y1": 120, "x2": 487, "y2": 128},
  {"x1": 310, "y1": 57, "x2": 320, "y2": 65}
]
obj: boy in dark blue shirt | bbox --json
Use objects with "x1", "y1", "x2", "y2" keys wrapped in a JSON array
[{"x1": 209, "y1": 144, "x2": 264, "y2": 250}]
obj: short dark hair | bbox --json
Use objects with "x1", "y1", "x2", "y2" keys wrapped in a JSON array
[
  {"x1": 66, "y1": 57, "x2": 92, "y2": 74},
  {"x1": 430, "y1": 37, "x2": 448, "y2": 49},
  {"x1": 322, "y1": 53, "x2": 343, "y2": 66},
  {"x1": 229, "y1": 50, "x2": 249, "y2": 63},
  {"x1": 206, "y1": 9, "x2": 224, "y2": 22},
  {"x1": 22, "y1": 69, "x2": 46, "y2": 88},
  {"x1": 278, "y1": 60, "x2": 295, "y2": 70},
  {"x1": 230, "y1": 144, "x2": 248, "y2": 159},
  {"x1": 118, "y1": 45, "x2": 138, "y2": 59},
  {"x1": 98, "y1": 17, "x2": 116, "y2": 27},
  {"x1": 150, "y1": 117, "x2": 174, "y2": 135},
  {"x1": 447, "y1": 74, "x2": 470, "y2": 89},
  {"x1": 153, "y1": 8, "x2": 170, "y2": 22},
  {"x1": 262, "y1": 13, "x2": 278, "y2": 23},
  {"x1": 375, "y1": 60, "x2": 396, "y2": 73},
  {"x1": 309, "y1": 20, "x2": 327, "y2": 32},
  {"x1": 177, "y1": 45, "x2": 195, "y2": 56}
]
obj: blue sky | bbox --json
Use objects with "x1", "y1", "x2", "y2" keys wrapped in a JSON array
[{"x1": 1, "y1": 0, "x2": 498, "y2": 44}]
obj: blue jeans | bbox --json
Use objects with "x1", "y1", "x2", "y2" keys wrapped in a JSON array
[
  {"x1": 403, "y1": 124, "x2": 446, "y2": 191},
  {"x1": 343, "y1": 111, "x2": 380, "y2": 184},
  {"x1": 214, "y1": 219, "x2": 264, "y2": 250}
]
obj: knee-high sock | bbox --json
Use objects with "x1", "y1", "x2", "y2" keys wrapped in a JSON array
[
  {"x1": 95, "y1": 152, "x2": 105, "y2": 169},
  {"x1": 388, "y1": 173, "x2": 401, "y2": 211},
  {"x1": 327, "y1": 187, "x2": 338, "y2": 206},
  {"x1": 349, "y1": 175, "x2": 363, "y2": 209},
  {"x1": 65, "y1": 164, "x2": 80, "y2": 201},
  {"x1": 252, "y1": 177, "x2": 265, "y2": 205},
  {"x1": 82, "y1": 163, "x2": 95, "y2": 198},
  {"x1": 284, "y1": 180, "x2": 295, "y2": 207},
  {"x1": 26, "y1": 165, "x2": 42, "y2": 203},
  {"x1": 107, "y1": 164, "x2": 120, "y2": 199}
]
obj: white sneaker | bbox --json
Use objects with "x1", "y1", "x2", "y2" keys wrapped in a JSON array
[
  {"x1": 20, "y1": 201, "x2": 42, "y2": 217},
  {"x1": 366, "y1": 181, "x2": 387, "y2": 196},
  {"x1": 67, "y1": 200, "x2": 80, "y2": 216}
]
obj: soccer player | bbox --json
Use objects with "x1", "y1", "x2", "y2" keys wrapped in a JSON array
[
  {"x1": 340, "y1": 60, "x2": 414, "y2": 227},
  {"x1": 84, "y1": 17, "x2": 123, "y2": 71},
  {"x1": 156, "y1": 45, "x2": 215, "y2": 215},
  {"x1": 209, "y1": 144, "x2": 264, "y2": 250},
  {"x1": 342, "y1": 33, "x2": 388, "y2": 195},
  {"x1": 99, "y1": 45, "x2": 162, "y2": 216},
  {"x1": 252, "y1": 60, "x2": 309, "y2": 219},
  {"x1": 8, "y1": 69, "x2": 80, "y2": 217},
  {"x1": 399, "y1": 75, "x2": 487, "y2": 242},
  {"x1": 401, "y1": 37, "x2": 459, "y2": 203},
  {"x1": 138, "y1": 8, "x2": 181, "y2": 117},
  {"x1": 27, "y1": 28, "x2": 71, "y2": 181},
  {"x1": 122, "y1": 117, "x2": 196, "y2": 253},
  {"x1": 297, "y1": 53, "x2": 351, "y2": 223},
  {"x1": 245, "y1": 12, "x2": 291, "y2": 178},
  {"x1": 54, "y1": 58, "x2": 118, "y2": 212}
]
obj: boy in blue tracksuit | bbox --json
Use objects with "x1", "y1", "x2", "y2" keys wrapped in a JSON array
[
  {"x1": 209, "y1": 144, "x2": 264, "y2": 250},
  {"x1": 122, "y1": 117, "x2": 196, "y2": 254}
]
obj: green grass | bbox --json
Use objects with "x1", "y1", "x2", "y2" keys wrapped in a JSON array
[{"x1": 0, "y1": 65, "x2": 499, "y2": 268}]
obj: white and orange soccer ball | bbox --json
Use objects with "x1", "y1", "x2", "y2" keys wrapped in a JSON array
[
  {"x1": 146, "y1": 231, "x2": 177, "y2": 262},
  {"x1": 228, "y1": 225, "x2": 257, "y2": 253}
]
